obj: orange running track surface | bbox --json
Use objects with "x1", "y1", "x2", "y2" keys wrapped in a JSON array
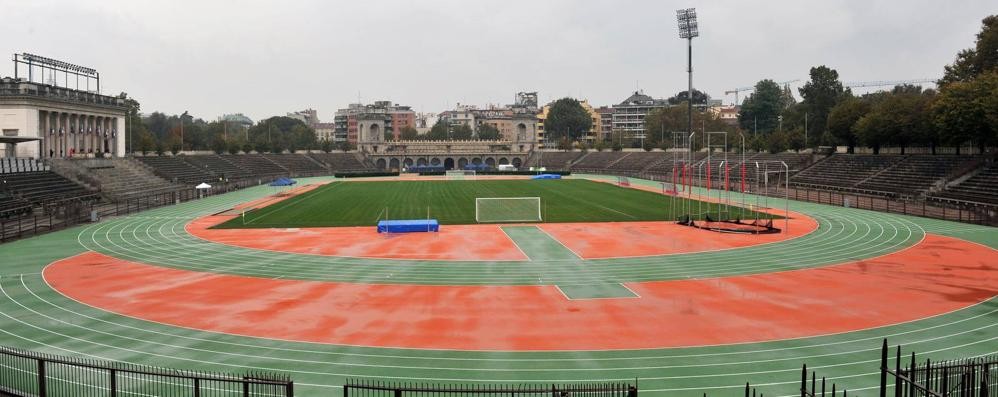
[
  {"x1": 188, "y1": 213, "x2": 816, "y2": 260},
  {"x1": 188, "y1": 216, "x2": 529, "y2": 261},
  {"x1": 45, "y1": 234, "x2": 996, "y2": 351},
  {"x1": 539, "y1": 211, "x2": 817, "y2": 259}
]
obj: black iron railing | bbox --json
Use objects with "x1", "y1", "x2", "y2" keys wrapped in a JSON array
[
  {"x1": 343, "y1": 380, "x2": 637, "y2": 397},
  {"x1": 880, "y1": 340, "x2": 996, "y2": 397},
  {"x1": 0, "y1": 346, "x2": 293, "y2": 397}
]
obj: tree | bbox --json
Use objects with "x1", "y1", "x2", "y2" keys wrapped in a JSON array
[
  {"x1": 399, "y1": 126, "x2": 419, "y2": 140},
  {"x1": 477, "y1": 123, "x2": 501, "y2": 140},
  {"x1": 667, "y1": 89, "x2": 710, "y2": 106},
  {"x1": 826, "y1": 96, "x2": 870, "y2": 153},
  {"x1": 738, "y1": 80, "x2": 786, "y2": 134},
  {"x1": 644, "y1": 101, "x2": 732, "y2": 147},
  {"x1": 798, "y1": 65, "x2": 847, "y2": 137},
  {"x1": 544, "y1": 98, "x2": 592, "y2": 141},
  {"x1": 426, "y1": 121, "x2": 449, "y2": 140},
  {"x1": 384, "y1": 131, "x2": 394, "y2": 141},
  {"x1": 933, "y1": 71, "x2": 998, "y2": 154},
  {"x1": 451, "y1": 124, "x2": 473, "y2": 140},
  {"x1": 940, "y1": 15, "x2": 998, "y2": 86},
  {"x1": 320, "y1": 139, "x2": 334, "y2": 153}
]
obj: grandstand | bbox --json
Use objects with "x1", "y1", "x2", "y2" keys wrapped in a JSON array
[
  {"x1": 791, "y1": 154, "x2": 906, "y2": 193},
  {"x1": 137, "y1": 155, "x2": 216, "y2": 184},
  {"x1": 524, "y1": 151, "x2": 585, "y2": 170},
  {"x1": 220, "y1": 154, "x2": 289, "y2": 178},
  {"x1": 49, "y1": 158, "x2": 179, "y2": 201},
  {"x1": 181, "y1": 154, "x2": 252, "y2": 180},
  {"x1": 932, "y1": 162, "x2": 998, "y2": 205},
  {"x1": 308, "y1": 152, "x2": 373, "y2": 172},
  {"x1": 262, "y1": 153, "x2": 327, "y2": 176},
  {"x1": 0, "y1": 170, "x2": 95, "y2": 205}
]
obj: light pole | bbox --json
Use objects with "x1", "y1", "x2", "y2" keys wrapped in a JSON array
[
  {"x1": 677, "y1": 8, "x2": 699, "y2": 159},
  {"x1": 180, "y1": 110, "x2": 189, "y2": 152}
]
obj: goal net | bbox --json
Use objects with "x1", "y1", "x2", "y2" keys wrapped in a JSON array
[
  {"x1": 446, "y1": 170, "x2": 477, "y2": 180},
  {"x1": 475, "y1": 197, "x2": 542, "y2": 223},
  {"x1": 617, "y1": 176, "x2": 630, "y2": 187}
]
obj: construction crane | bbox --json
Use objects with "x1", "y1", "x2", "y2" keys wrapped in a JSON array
[
  {"x1": 724, "y1": 79, "x2": 800, "y2": 105},
  {"x1": 843, "y1": 78, "x2": 937, "y2": 89}
]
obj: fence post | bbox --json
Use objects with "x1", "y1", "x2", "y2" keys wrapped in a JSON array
[
  {"x1": 109, "y1": 368, "x2": 117, "y2": 397},
  {"x1": 1, "y1": 220, "x2": 4, "y2": 243},
  {"x1": 880, "y1": 340, "x2": 888, "y2": 397},
  {"x1": 802, "y1": 364, "x2": 809, "y2": 397},
  {"x1": 979, "y1": 363, "x2": 988, "y2": 397},
  {"x1": 343, "y1": 384, "x2": 349, "y2": 397},
  {"x1": 37, "y1": 358, "x2": 46, "y2": 397},
  {"x1": 243, "y1": 378, "x2": 250, "y2": 397},
  {"x1": 195, "y1": 378, "x2": 201, "y2": 397},
  {"x1": 286, "y1": 381, "x2": 294, "y2": 397}
]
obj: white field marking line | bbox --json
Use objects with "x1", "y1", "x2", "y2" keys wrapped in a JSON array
[
  {"x1": 532, "y1": 226, "x2": 583, "y2": 259},
  {"x1": 497, "y1": 226, "x2": 532, "y2": 262},
  {"x1": 553, "y1": 284, "x2": 640, "y2": 301},
  {"x1": 92, "y1": 204, "x2": 916, "y2": 284},
  {"x1": 640, "y1": 341, "x2": 998, "y2": 393},
  {"x1": 86, "y1": 182, "x2": 920, "y2": 282},
  {"x1": 30, "y1": 240, "x2": 997, "y2": 361},
  {"x1": 101, "y1": 207, "x2": 916, "y2": 284},
  {"x1": 5, "y1": 280, "x2": 997, "y2": 390},
  {"x1": 27, "y1": 258, "x2": 998, "y2": 364},
  {"x1": 244, "y1": 182, "x2": 339, "y2": 225}
]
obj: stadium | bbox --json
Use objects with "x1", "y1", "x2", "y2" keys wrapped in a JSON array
[{"x1": 1, "y1": 4, "x2": 997, "y2": 397}]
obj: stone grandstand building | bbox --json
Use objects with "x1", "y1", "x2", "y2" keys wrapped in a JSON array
[{"x1": 0, "y1": 77, "x2": 127, "y2": 159}]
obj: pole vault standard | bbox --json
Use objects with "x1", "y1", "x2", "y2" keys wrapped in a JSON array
[{"x1": 705, "y1": 131, "x2": 728, "y2": 220}]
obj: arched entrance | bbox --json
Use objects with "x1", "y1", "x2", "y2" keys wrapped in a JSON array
[
  {"x1": 431, "y1": 158, "x2": 441, "y2": 166},
  {"x1": 499, "y1": 157, "x2": 509, "y2": 165},
  {"x1": 485, "y1": 158, "x2": 496, "y2": 167},
  {"x1": 458, "y1": 158, "x2": 468, "y2": 168},
  {"x1": 404, "y1": 158, "x2": 414, "y2": 167},
  {"x1": 376, "y1": 158, "x2": 387, "y2": 170},
  {"x1": 389, "y1": 158, "x2": 400, "y2": 170},
  {"x1": 417, "y1": 158, "x2": 428, "y2": 166},
  {"x1": 444, "y1": 158, "x2": 455, "y2": 170},
  {"x1": 471, "y1": 157, "x2": 482, "y2": 165},
  {"x1": 512, "y1": 157, "x2": 522, "y2": 168}
]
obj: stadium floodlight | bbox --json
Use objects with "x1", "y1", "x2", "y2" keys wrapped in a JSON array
[
  {"x1": 676, "y1": 8, "x2": 698, "y2": 39},
  {"x1": 676, "y1": 7, "x2": 699, "y2": 165}
]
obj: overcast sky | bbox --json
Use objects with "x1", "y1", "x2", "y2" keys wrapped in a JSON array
[{"x1": 1, "y1": 0, "x2": 994, "y2": 122}]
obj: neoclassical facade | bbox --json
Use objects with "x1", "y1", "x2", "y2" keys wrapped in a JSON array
[{"x1": 0, "y1": 78, "x2": 127, "y2": 159}]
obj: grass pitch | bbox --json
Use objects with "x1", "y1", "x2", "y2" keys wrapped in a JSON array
[{"x1": 215, "y1": 179, "x2": 764, "y2": 228}]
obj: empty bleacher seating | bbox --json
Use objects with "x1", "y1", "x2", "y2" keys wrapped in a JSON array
[
  {"x1": 525, "y1": 152, "x2": 584, "y2": 170},
  {"x1": 262, "y1": 154, "x2": 326, "y2": 175},
  {"x1": 181, "y1": 154, "x2": 251, "y2": 180},
  {"x1": 857, "y1": 155, "x2": 980, "y2": 196},
  {"x1": 137, "y1": 156, "x2": 215, "y2": 184},
  {"x1": 932, "y1": 163, "x2": 998, "y2": 205},
  {"x1": 791, "y1": 154, "x2": 905, "y2": 193},
  {"x1": 571, "y1": 152, "x2": 630, "y2": 171},
  {"x1": 308, "y1": 153, "x2": 372, "y2": 171},
  {"x1": 221, "y1": 154, "x2": 289, "y2": 177},
  {"x1": 0, "y1": 171, "x2": 97, "y2": 205}
]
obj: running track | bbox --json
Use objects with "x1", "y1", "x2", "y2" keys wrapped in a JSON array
[{"x1": 0, "y1": 174, "x2": 995, "y2": 396}]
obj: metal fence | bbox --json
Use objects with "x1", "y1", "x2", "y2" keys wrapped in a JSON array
[
  {"x1": 880, "y1": 340, "x2": 996, "y2": 397},
  {"x1": 802, "y1": 364, "x2": 853, "y2": 397},
  {"x1": 343, "y1": 380, "x2": 637, "y2": 397},
  {"x1": 0, "y1": 178, "x2": 262, "y2": 243},
  {"x1": 581, "y1": 170, "x2": 998, "y2": 227},
  {"x1": 0, "y1": 345, "x2": 293, "y2": 397}
]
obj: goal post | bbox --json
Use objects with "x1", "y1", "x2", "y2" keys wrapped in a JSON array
[
  {"x1": 446, "y1": 170, "x2": 477, "y2": 180},
  {"x1": 475, "y1": 197, "x2": 542, "y2": 223}
]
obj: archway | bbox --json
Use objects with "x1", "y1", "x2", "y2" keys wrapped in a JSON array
[
  {"x1": 417, "y1": 158, "x2": 428, "y2": 166},
  {"x1": 499, "y1": 157, "x2": 509, "y2": 165},
  {"x1": 512, "y1": 157, "x2": 522, "y2": 168},
  {"x1": 471, "y1": 157, "x2": 482, "y2": 165},
  {"x1": 458, "y1": 158, "x2": 468, "y2": 168},
  {"x1": 485, "y1": 157, "x2": 496, "y2": 167},
  {"x1": 403, "y1": 158, "x2": 414, "y2": 167},
  {"x1": 444, "y1": 158, "x2": 455, "y2": 170},
  {"x1": 517, "y1": 123, "x2": 527, "y2": 140},
  {"x1": 430, "y1": 158, "x2": 441, "y2": 166},
  {"x1": 369, "y1": 124, "x2": 381, "y2": 141},
  {"x1": 389, "y1": 158, "x2": 400, "y2": 170},
  {"x1": 375, "y1": 158, "x2": 387, "y2": 170}
]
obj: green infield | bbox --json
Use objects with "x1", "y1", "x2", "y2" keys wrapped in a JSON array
[{"x1": 215, "y1": 179, "x2": 766, "y2": 228}]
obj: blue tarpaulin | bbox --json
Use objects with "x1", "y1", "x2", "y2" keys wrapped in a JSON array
[
  {"x1": 531, "y1": 174, "x2": 562, "y2": 180},
  {"x1": 377, "y1": 219, "x2": 440, "y2": 233},
  {"x1": 269, "y1": 177, "x2": 297, "y2": 186}
]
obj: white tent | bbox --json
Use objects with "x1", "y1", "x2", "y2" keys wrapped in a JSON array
[{"x1": 195, "y1": 183, "x2": 212, "y2": 189}]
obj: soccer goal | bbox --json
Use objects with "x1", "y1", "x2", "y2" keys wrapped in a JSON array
[
  {"x1": 446, "y1": 170, "x2": 477, "y2": 180},
  {"x1": 475, "y1": 197, "x2": 542, "y2": 223},
  {"x1": 617, "y1": 176, "x2": 631, "y2": 187}
]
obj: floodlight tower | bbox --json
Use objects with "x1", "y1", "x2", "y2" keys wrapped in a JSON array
[{"x1": 676, "y1": 8, "x2": 698, "y2": 153}]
